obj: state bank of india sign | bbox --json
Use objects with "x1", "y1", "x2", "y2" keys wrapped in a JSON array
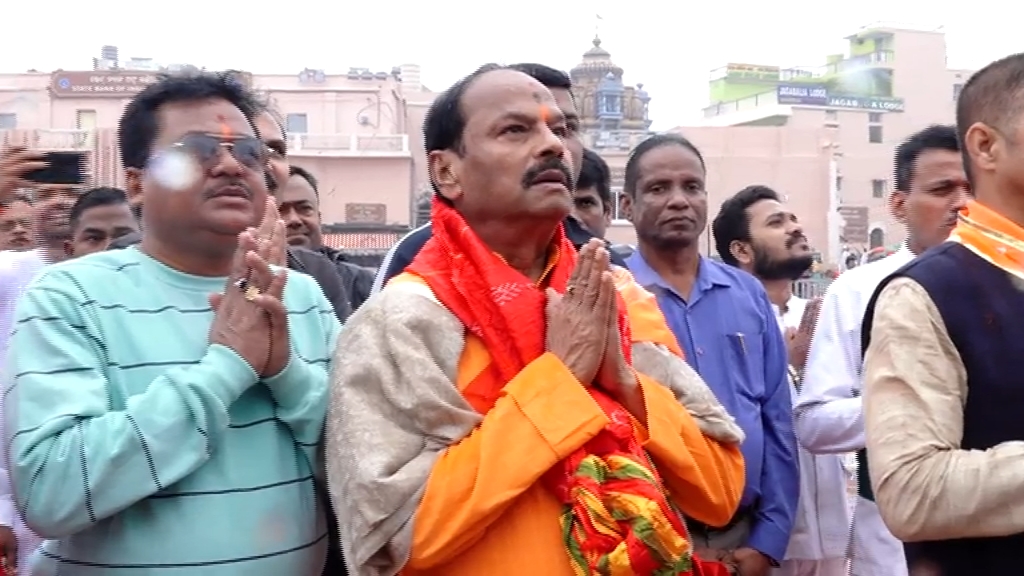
[{"x1": 50, "y1": 71, "x2": 159, "y2": 98}]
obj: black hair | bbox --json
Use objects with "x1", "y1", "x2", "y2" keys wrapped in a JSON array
[
  {"x1": 623, "y1": 133, "x2": 706, "y2": 195},
  {"x1": 288, "y1": 164, "x2": 319, "y2": 198},
  {"x1": 252, "y1": 97, "x2": 287, "y2": 151},
  {"x1": 423, "y1": 63, "x2": 573, "y2": 157},
  {"x1": 118, "y1": 71, "x2": 262, "y2": 170},
  {"x1": 711, "y1": 185, "x2": 781, "y2": 267},
  {"x1": 578, "y1": 148, "x2": 611, "y2": 211},
  {"x1": 956, "y1": 52, "x2": 1024, "y2": 181},
  {"x1": 507, "y1": 63, "x2": 573, "y2": 91},
  {"x1": 424, "y1": 63, "x2": 507, "y2": 158},
  {"x1": 894, "y1": 124, "x2": 960, "y2": 191},
  {"x1": 423, "y1": 64, "x2": 508, "y2": 200},
  {"x1": 424, "y1": 63, "x2": 577, "y2": 199},
  {"x1": 68, "y1": 186, "x2": 129, "y2": 233}
]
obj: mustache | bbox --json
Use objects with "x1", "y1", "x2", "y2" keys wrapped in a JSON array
[
  {"x1": 521, "y1": 157, "x2": 573, "y2": 188},
  {"x1": 203, "y1": 179, "x2": 253, "y2": 198},
  {"x1": 785, "y1": 233, "x2": 807, "y2": 249}
]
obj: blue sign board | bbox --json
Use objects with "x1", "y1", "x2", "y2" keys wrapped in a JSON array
[
  {"x1": 775, "y1": 83, "x2": 905, "y2": 112},
  {"x1": 777, "y1": 84, "x2": 829, "y2": 105}
]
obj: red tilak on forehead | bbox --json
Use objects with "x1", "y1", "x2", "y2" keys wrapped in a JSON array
[
  {"x1": 217, "y1": 114, "x2": 232, "y2": 139},
  {"x1": 539, "y1": 105, "x2": 551, "y2": 123}
]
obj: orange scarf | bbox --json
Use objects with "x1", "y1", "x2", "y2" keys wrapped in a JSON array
[
  {"x1": 949, "y1": 200, "x2": 1024, "y2": 281},
  {"x1": 407, "y1": 199, "x2": 699, "y2": 575}
]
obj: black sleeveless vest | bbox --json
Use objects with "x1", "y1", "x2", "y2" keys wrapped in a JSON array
[{"x1": 861, "y1": 242, "x2": 1024, "y2": 575}]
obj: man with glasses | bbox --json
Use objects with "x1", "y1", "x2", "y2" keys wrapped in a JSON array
[
  {"x1": 107, "y1": 109, "x2": 355, "y2": 324},
  {"x1": 5, "y1": 72, "x2": 339, "y2": 575}
]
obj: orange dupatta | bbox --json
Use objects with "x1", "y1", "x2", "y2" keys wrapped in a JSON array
[
  {"x1": 949, "y1": 200, "x2": 1024, "y2": 282},
  {"x1": 406, "y1": 199, "x2": 699, "y2": 575}
]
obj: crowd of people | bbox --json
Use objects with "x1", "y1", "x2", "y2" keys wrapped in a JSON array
[{"x1": 0, "y1": 50, "x2": 1019, "y2": 576}]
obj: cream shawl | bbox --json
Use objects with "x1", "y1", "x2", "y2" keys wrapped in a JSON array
[{"x1": 326, "y1": 280, "x2": 744, "y2": 576}]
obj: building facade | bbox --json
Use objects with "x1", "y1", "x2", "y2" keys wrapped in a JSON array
[
  {"x1": 0, "y1": 55, "x2": 436, "y2": 249},
  {"x1": 570, "y1": 39, "x2": 834, "y2": 257},
  {"x1": 2, "y1": 27, "x2": 965, "y2": 261},
  {"x1": 698, "y1": 23, "x2": 967, "y2": 263}
]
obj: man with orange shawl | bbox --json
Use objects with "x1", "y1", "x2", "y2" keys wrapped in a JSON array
[
  {"x1": 325, "y1": 64, "x2": 745, "y2": 576},
  {"x1": 861, "y1": 52, "x2": 1024, "y2": 575}
]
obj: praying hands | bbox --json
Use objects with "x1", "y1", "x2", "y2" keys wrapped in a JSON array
[{"x1": 545, "y1": 239, "x2": 644, "y2": 419}]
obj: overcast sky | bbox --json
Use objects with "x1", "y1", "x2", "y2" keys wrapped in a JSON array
[{"x1": 3, "y1": 1, "x2": 1019, "y2": 128}]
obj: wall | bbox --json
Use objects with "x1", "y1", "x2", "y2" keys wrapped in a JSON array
[
  {"x1": 603, "y1": 126, "x2": 831, "y2": 254},
  {"x1": 783, "y1": 29, "x2": 963, "y2": 251},
  {"x1": 286, "y1": 156, "x2": 413, "y2": 226},
  {"x1": 0, "y1": 72, "x2": 134, "y2": 130},
  {"x1": 696, "y1": 28, "x2": 970, "y2": 258},
  {"x1": 0, "y1": 69, "x2": 425, "y2": 225}
]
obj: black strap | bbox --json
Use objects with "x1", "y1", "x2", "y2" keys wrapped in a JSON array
[{"x1": 856, "y1": 271, "x2": 906, "y2": 502}]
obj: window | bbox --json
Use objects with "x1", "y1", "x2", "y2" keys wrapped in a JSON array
[
  {"x1": 824, "y1": 110, "x2": 838, "y2": 122},
  {"x1": 0, "y1": 113, "x2": 15, "y2": 129},
  {"x1": 869, "y1": 125, "x2": 883, "y2": 143},
  {"x1": 76, "y1": 109, "x2": 97, "y2": 130},
  {"x1": 285, "y1": 113, "x2": 308, "y2": 134},
  {"x1": 953, "y1": 83, "x2": 964, "y2": 101},
  {"x1": 868, "y1": 112, "x2": 882, "y2": 124},
  {"x1": 872, "y1": 179, "x2": 886, "y2": 198}
]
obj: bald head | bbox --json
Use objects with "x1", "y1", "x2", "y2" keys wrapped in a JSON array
[
  {"x1": 425, "y1": 65, "x2": 573, "y2": 225},
  {"x1": 424, "y1": 66, "x2": 562, "y2": 154},
  {"x1": 957, "y1": 53, "x2": 1024, "y2": 181},
  {"x1": 460, "y1": 69, "x2": 565, "y2": 132}
]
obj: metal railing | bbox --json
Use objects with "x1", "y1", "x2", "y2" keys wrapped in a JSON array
[
  {"x1": 794, "y1": 278, "x2": 831, "y2": 300},
  {"x1": 0, "y1": 128, "x2": 94, "y2": 150},
  {"x1": 287, "y1": 133, "x2": 409, "y2": 155},
  {"x1": 703, "y1": 90, "x2": 781, "y2": 118}
]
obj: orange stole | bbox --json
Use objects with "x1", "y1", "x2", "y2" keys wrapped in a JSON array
[{"x1": 390, "y1": 269, "x2": 685, "y2": 413}]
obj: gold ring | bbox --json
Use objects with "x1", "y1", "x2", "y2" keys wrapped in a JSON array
[{"x1": 244, "y1": 285, "x2": 262, "y2": 302}]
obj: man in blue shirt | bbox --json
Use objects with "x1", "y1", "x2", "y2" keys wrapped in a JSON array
[{"x1": 620, "y1": 133, "x2": 798, "y2": 576}]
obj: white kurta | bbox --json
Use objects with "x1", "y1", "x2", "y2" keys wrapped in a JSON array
[
  {"x1": 772, "y1": 296, "x2": 850, "y2": 564},
  {"x1": 795, "y1": 250, "x2": 913, "y2": 576},
  {"x1": 0, "y1": 249, "x2": 49, "y2": 570}
]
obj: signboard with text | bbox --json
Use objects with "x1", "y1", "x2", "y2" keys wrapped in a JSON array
[
  {"x1": 839, "y1": 206, "x2": 870, "y2": 244},
  {"x1": 827, "y1": 95, "x2": 904, "y2": 112},
  {"x1": 776, "y1": 83, "x2": 905, "y2": 112},
  {"x1": 777, "y1": 84, "x2": 829, "y2": 106},
  {"x1": 49, "y1": 70, "x2": 253, "y2": 98},
  {"x1": 50, "y1": 71, "x2": 159, "y2": 97},
  {"x1": 345, "y1": 203, "x2": 387, "y2": 225},
  {"x1": 725, "y1": 63, "x2": 781, "y2": 81}
]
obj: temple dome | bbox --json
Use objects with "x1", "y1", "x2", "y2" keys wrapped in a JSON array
[{"x1": 571, "y1": 36, "x2": 623, "y2": 79}]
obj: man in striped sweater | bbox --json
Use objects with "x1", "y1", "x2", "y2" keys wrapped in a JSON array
[{"x1": 4, "y1": 71, "x2": 339, "y2": 575}]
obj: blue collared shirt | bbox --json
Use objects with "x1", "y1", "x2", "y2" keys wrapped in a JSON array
[{"x1": 625, "y1": 252, "x2": 798, "y2": 562}]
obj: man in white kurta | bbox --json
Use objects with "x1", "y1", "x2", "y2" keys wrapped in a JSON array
[
  {"x1": 0, "y1": 248, "x2": 49, "y2": 571},
  {"x1": 795, "y1": 123, "x2": 972, "y2": 576},
  {"x1": 772, "y1": 294, "x2": 851, "y2": 576},
  {"x1": 795, "y1": 248, "x2": 913, "y2": 576}
]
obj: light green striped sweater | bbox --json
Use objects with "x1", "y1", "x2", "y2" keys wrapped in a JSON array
[{"x1": 3, "y1": 246, "x2": 340, "y2": 574}]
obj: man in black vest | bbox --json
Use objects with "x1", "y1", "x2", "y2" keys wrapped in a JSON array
[{"x1": 861, "y1": 52, "x2": 1024, "y2": 575}]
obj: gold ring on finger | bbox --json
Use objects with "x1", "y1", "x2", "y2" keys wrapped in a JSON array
[{"x1": 244, "y1": 285, "x2": 262, "y2": 302}]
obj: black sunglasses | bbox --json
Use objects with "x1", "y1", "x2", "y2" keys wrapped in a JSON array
[{"x1": 165, "y1": 133, "x2": 269, "y2": 170}]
